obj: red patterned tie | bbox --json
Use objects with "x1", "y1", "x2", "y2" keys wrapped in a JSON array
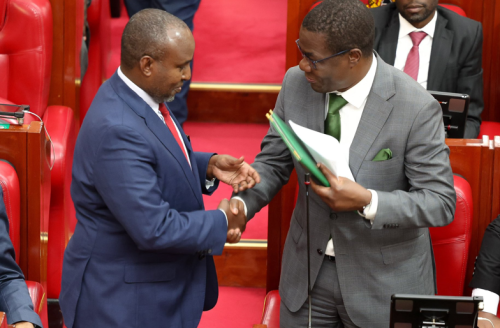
[
  {"x1": 159, "y1": 103, "x2": 190, "y2": 164},
  {"x1": 403, "y1": 31, "x2": 427, "y2": 81}
]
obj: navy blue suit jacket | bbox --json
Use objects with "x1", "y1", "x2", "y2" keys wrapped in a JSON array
[
  {"x1": 60, "y1": 73, "x2": 227, "y2": 328},
  {"x1": 0, "y1": 189, "x2": 42, "y2": 327}
]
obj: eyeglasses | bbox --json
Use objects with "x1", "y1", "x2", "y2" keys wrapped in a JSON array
[{"x1": 295, "y1": 39, "x2": 350, "y2": 70}]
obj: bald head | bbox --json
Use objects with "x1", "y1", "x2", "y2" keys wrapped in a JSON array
[{"x1": 121, "y1": 8, "x2": 189, "y2": 70}]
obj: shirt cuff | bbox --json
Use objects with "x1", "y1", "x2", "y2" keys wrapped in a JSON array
[
  {"x1": 473, "y1": 288, "x2": 499, "y2": 315},
  {"x1": 218, "y1": 209, "x2": 228, "y2": 226},
  {"x1": 230, "y1": 196, "x2": 248, "y2": 217},
  {"x1": 205, "y1": 178, "x2": 216, "y2": 189},
  {"x1": 357, "y1": 189, "x2": 378, "y2": 222}
]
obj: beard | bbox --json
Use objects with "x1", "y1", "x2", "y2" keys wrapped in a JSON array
[
  {"x1": 400, "y1": 2, "x2": 437, "y2": 24},
  {"x1": 150, "y1": 89, "x2": 176, "y2": 104}
]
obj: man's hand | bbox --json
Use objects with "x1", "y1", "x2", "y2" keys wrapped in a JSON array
[
  {"x1": 207, "y1": 155, "x2": 261, "y2": 193},
  {"x1": 477, "y1": 311, "x2": 500, "y2": 327},
  {"x1": 11, "y1": 322, "x2": 35, "y2": 328},
  {"x1": 310, "y1": 163, "x2": 372, "y2": 212},
  {"x1": 218, "y1": 198, "x2": 247, "y2": 243}
]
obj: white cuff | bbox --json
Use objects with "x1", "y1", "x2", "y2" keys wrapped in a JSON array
[
  {"x1": 358, "y1": 189, "x2": 378, "y2": 222},
  {"x1": 473, "y1": 288, "x2": 499, "y2": 315},
  {"x1": 230, "y1": 196, "x2": 248, "y2": 217},
  {"x1": 205, "y1": 178, "x2": 216, "y2": 189},
  {"x1": 218, "y1": 209, "x2": 228, "y2": 226}
]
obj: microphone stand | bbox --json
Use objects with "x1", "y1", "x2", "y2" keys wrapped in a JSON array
[{"x1": 305, "y1": 173, "x2": 312, "y2": 328}]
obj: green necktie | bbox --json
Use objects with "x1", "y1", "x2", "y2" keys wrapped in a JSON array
[{"x1": 325, "y1": 94, "x2": 348, "y2": 141}]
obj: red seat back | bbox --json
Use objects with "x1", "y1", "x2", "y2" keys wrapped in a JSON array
[
  {"x1": 0, "y1": 0, "x2": 52, "y2": 121},
  {"x1": 440, "y1": 4, "x2": 467, "y2": 17},
  {"x1": 430, "y1": 175, "x2": 473, "y2": 296},
  {"x1": 80, "y1": 0, "x2": 112, "y2": 124},
  {"x1": 0, "y1": 161, "x2": 20, "y2": 263},
  {"x1": 479, "y1": 121, "x2": 500, "y2": 139}
]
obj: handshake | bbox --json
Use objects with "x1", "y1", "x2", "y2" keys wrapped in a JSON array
[{"x1": 218, "y1": 198, "x2": 246, "y2": 244}]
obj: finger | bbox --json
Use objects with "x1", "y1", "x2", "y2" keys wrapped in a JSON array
[
  {"x1": 310, "y1": 178, "x2": 329, "y2": 197},
  {"x1": 317, "y1": 163, "x2": 337, "y2": 184},
  {"x1": 230, "y1": 200, "x2": 239, "y2": 215},
  {"x1": 238, "y1": 180, "x2": 248, "y2": 191},
  {"x1": 232, "y1": 183, "x2": 240, "y2": 194},
  {"x1": 227, "y1": 155, "x2": 244, "y2": 166},
  {"x1": 245, "y1": 176, "x2": 256, "y2": 189},
  {"x1": 251, "y1": 169, "x2": 261, "y2": 183}
]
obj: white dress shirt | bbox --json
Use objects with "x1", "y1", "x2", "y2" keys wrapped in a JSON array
[
  {"x1": 473, "y1": 288, "x2": 499, "y2": 315},
  {"x1": 394, "y1": 12, "x2": 437, "y2": 89},
  {"x1": 324, "y1": 54, "x2": 378, "y2": 256}
]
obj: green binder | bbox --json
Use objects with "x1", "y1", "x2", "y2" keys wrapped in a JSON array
[{"x1": 266, "y1": 110, "x2": 330, "y2": 187}]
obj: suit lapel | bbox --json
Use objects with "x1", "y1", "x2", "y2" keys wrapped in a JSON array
[
  {"x1": 377, "y1": 9, "x2": 400, "y2": 66},
  {"x1": 349, "y1": 56, "x2": 395, "y2": 179},
  {"x1": 144, "y1": 108, "x2": 203, "y2": 207},
  {"x1": 427, "y1": 13, "x2": 452, "y2": 90},
  {"x1": 110, "y1": 73, "x2": 203, "y2": 207}
]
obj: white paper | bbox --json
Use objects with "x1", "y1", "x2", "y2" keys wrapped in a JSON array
[{"x1": 289, "y1": 120, "x2": 354, "y2": 181}]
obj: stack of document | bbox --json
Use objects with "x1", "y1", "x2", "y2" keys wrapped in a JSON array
[{"x1": 266, "y1": 110, "x2": 354, "y2": 187}]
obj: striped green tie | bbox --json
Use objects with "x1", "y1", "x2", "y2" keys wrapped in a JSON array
[{"x1": 325, "y1": 94, "x2": 347, "y2": 141}]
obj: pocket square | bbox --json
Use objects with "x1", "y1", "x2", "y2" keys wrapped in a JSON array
[{"x1": 372, "y1": 148, "x2": 392, "y2": 161}]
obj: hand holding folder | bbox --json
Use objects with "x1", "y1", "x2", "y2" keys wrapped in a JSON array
[{"x1": 266, "y1": 110, "x2": 354, "y2": 187}]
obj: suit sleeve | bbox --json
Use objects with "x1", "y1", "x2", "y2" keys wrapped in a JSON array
[
  {"x1": 93, "y1": 125, "x2": 227, "y2": 255},
  {"x1": 460, "y1": 23, "x2": 483, "y2": 139},
  {"x1": 0, "y1": 191, "x2": 42, "y2": 327},
  {"x1": 372, "y1": 98, "x2": 456, "y2": 229},
  {"x1": 193, "y1": 152, "x2": 220, "y2": 195},
  {"x1": 469, "y1": 216, "x2": 500, "y2": 295},
  {"x1": 234, "y1": 71, "x2": 295, "y2": 220}
]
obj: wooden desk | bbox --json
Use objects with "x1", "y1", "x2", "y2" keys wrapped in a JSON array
[{"x1": 0, "y1": 122, "x2": 50, "y2": 289}]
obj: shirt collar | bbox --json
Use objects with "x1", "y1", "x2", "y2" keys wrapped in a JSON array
[
  {"x1": 330, "y1": 53, "x2": 377, "y2": 109},
  {"x1": 398, "y1": 10, "x2": 438, "y2": 39},
  {"x1": 117, "y1": 67, "x2": 160, "y2": 112}
]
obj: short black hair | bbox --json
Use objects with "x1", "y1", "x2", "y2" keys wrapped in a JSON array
[
  {"x1": 121, "y1": 8, "x2": 188, "y2": 70},
  {"x1": 302, "y1": 0, "x2": 374, "y2": 58}
]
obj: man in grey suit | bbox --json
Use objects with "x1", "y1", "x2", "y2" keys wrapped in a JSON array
[{"x1": 230, "y1": 0, "x2": 456, "y2": 327}]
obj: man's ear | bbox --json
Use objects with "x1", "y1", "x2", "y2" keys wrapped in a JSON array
[
  {"x1": 139, "y1": 55, "x2": 154, "y2": 77},
  {"x1": 348, "y1": 49, "x2": 362, "y2": 67}
]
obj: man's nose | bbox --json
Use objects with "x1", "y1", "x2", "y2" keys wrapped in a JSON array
[
  {"x1": 299, "y1": 57, "x2": 312, "y2": 72},
  {"x1": 182, "y1": 65, "x2": 192, "y2": 81}
]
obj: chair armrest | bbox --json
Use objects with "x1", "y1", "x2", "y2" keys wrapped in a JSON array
[
  {"x1": 260, "y1": 290, "x2": 281, "y2": 328},
  {"x1": 25, "y1": 281, "x2": 45, "y2": 315}
]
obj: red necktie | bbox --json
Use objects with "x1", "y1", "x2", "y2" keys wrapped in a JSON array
[
  {"x1": 403, "y1": 31, "x2": 427, "y2": 81},
  {"x1": 159, "y1": 103, "x2": 190, "y2": 164}
]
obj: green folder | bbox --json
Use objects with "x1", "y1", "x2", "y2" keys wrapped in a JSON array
[{"x1": 266, "y1": 110, "x2": 330, "y2": 187}]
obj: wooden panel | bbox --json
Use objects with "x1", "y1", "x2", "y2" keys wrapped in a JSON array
[
  {"x1": 214, "y1": 242, "x2": 267, "y2": 288},
  {"x1": 48, "y1": 0, "x2": 82, "y2": 127},
  {"x1": 187, "y1": 90, "x2": 279, "y2": 124},
  {"x1": 485, "y1": 0, "x2": 500, "y2": 122},
  {"x1": 0, "y1": 122, "x2": 49, "y2": 291},
  {"x1": 286, "y1": 0, "x2": 316, "y2": 70}
]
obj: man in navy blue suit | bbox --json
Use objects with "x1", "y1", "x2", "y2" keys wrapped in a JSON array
[
  {"x1": 123, "y1": 0, "x2": 202, "y2": 126},
  {"x1": 0, "y1": 189, "x2": 42, "y2": 328},
  {"x1": 60, "y1": 9, "x2": 258, "y2": 328}
]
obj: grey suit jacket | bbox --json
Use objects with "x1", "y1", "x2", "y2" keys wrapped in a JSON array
[
  {"x1": 372, "y1": 3, "x2": 484, "y2": 138},
  {"x1": 238, "y1": 55, "x2": 456, "y2": 328}
]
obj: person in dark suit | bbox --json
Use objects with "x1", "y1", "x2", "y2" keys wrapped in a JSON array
[
  {"x1": 60, "y1": 9, "x2": 258, "y2": 328},
  {"x1": 470, "y1": 215, "x2": 500, "y2": 328},
  {"x1": 123, "y1": 0, "x2": 202, "y2": 126},
  {"x1": 371, "y1": 0, "x2": 483, "y2": 138},
  {"x1": 0, "y1": 189, "x2": 42, "y2": 328}
]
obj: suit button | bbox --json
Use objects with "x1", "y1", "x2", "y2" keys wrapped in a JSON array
[
  {"x1": 207, "y1": 249, "x2": 212, "y2": 254},
  {"x1": 317, "y1": 249, "x2": 323, "y2": 255},
  {"x1": 329, "y1": 213, "x2": 337, "y2": 220}
]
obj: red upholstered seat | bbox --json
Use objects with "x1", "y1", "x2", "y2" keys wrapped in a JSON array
[
  {"x1": 0, "y1": 162, "x2": 48, "y2": 326},
  {"x1": 80, "y1": 0, "x2": 112, "y2": 125},
  {"x1": 479, "y1": 121, "x2": 500, "y2": 139},
  {"x1": 0, "y1": 0, "x2": 77, "y2": 301},
  {"x1": 439, "y1": 4, "x2": 467, "y2": 17},
  {"x1": 429, "y1": 175, "x2": 473, "y2": 296},
  {"x1": 260, "y1": 176, "x2": 473, "y2": 326}
]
